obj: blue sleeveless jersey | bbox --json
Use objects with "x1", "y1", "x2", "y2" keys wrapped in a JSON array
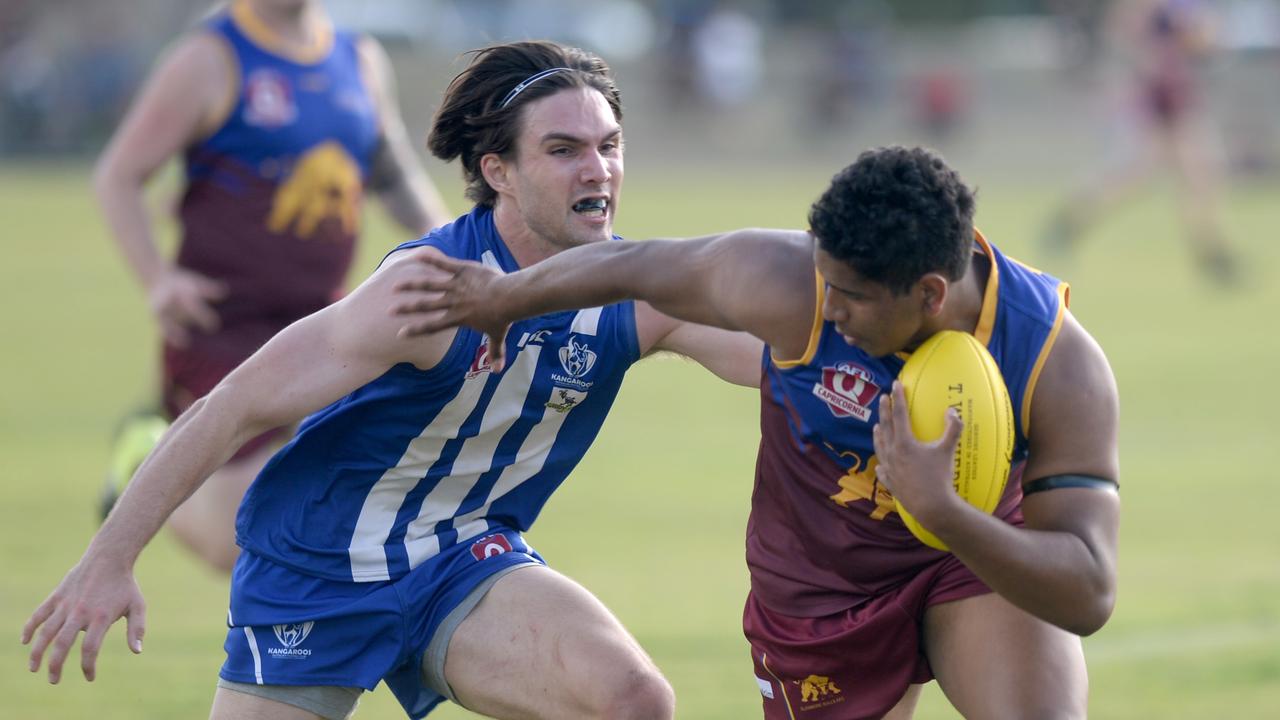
[
  {"x1": 191, "y1": 6, "x2": 378, "y2": 183},
  {"x1": 747, "y1": 232, "x2": 1070, "y2": 615},
  {"x1": 235, "y1": 207, "x2": 642, "y2": 582}
]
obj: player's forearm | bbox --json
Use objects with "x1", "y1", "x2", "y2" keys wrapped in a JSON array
[
  {"x1": 92, "y1": 162, "x2": 165, "y2": 291},
  {"x1": 925, "y1": 505, "x2": 1117, "y2": 635},
  {"x1": 377, "y1": 165, "x2": 450, "y2": 236},
  {"x1": 498, "y1": 239, "x2": 730, "y2": 328}
]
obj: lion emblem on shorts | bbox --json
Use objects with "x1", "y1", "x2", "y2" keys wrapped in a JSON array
[{"x1": 794, "y1": 674, "x2": 841, "y2": 702}]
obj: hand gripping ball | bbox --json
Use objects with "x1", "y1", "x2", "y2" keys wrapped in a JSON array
[{"x1": 894, "y1": 330, "x2": 1015, "y2": 550}]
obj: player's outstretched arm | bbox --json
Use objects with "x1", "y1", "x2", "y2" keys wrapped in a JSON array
[
  {"x1": 20, "y1": 252, "x2": 454, "y2": 684},
  {"x1": 874, "y1": 313, "x2": 1120, "y2": 635},
  {"x1": 393, "y1": 229, "x2": 814, "y2": 371}
]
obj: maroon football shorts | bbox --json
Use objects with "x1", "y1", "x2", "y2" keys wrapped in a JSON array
[
  {"x1": 162, "y1": 322, "x2": 289, "y2": 461},
  {"x1": 744, "y1": 553, "x2": 991, "y2": 720}
]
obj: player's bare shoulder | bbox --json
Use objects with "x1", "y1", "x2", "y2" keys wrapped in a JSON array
[
  {"x1": 336, "y1": 248, "x2": 459, "y2": 371},
  {"x1": 1026, "y1": 310, "x2": 1120, "y2": 481},
  {"x1": 712, "y1": 228, "x2": 816, "y2": 353}
]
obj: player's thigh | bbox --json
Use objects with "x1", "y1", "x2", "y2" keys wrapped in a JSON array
[
  {"x1": 882, "y1": 684, "x2": 923, "y2": 720},
  {"x1": 444, "y1": 564, "x2": 672, "y2": 719},
  {"x1": 209, "y1": 684, "x2": 330, "y2": 720},
  {"x1": 923, "y1": 592, "x2": 1087, "y2": 720}
]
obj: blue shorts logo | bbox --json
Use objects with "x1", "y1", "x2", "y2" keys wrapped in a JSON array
[{"x1": 269, "y1": 622, "x2": 315, "y2": 659}]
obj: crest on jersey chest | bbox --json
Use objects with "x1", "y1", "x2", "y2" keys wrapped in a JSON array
[
  {"x1": 550, "y1": 334, "x2": 597, "y2": 391},
  {"x1": 812, "y1": 362, "x2": 880, "y2": 421},
  {"x1": 243, "y1": 68, "x2": 298, "y2": 127}
]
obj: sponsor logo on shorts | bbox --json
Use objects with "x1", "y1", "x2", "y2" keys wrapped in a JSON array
[
  {"x1": 269, "y1": 622, "x2": 314, "y2": 659},
  {"x1": 470, "y1": 533, "x2": 514, "y2": 561},
  {"x1": 812, "y1": 363, "x2": 879, "y2": 421},
  {"x1": 792, "y1": 674, "x2": 844, "y2": 710},
  {"x1": 756, "y1": 676, "x2": 775, "y2": 699}
]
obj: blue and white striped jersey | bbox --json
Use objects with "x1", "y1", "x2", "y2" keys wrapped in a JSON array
[{"x1": 234, "y1": 206, "x2": 641, "y2": 582}]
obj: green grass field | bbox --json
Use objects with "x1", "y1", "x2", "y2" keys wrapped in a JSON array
[{"x1": 2, "y1": 161, "x2": 1278, "y2": 719}]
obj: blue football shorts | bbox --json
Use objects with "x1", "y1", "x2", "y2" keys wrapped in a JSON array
[{"x1": 220, "y1": 529, "x2": 544, "y2": 718}]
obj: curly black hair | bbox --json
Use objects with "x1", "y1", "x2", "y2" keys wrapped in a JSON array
[
  {"x1": 428, "y1": 41, "x2": 622, "y2": 208},
  {"x1": 808, "y1": 146, "x2": 975, "y2": 295}
]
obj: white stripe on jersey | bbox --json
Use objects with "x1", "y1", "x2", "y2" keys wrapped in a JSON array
[
  {"x1": 348, "y1": 370, "x2": 490, "y2": 581},
  {"x1": 480, "y1": 250, "x2": 502, "y2": 271},
  {"x1": 401, "y1": 344, "x2": 542, "y2": 569},
  {"x1": 449, "y1": 400, "x2": 573, "y2": 531},
  {"x1": 446, "y1": 311, "x2": 604, "y2": 538},
  {"x1": 571, "y1": 306, "x2": 602, "y2": 335},
  {"x1": 348, "y1": 308, "x2": 603, "y2": 580}
]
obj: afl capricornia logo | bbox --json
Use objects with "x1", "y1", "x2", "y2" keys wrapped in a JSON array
[
  {"x1": 470, "y1": 533, "x2": 514, "y2": 561},
  {"x1": 813, "y1": 363, "x2": 880, "y2": 421}
]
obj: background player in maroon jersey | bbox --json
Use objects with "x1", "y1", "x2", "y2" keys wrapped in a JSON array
[
  {"x1": 94, "y1": 0, "x2": 451, "y2": 571},
  {"x1": 1042, "y1": 0, "x2": 1237, "y2": 284},
  {"x1": 393, "y1": 146, "x2": 1121, "y2": 719}
]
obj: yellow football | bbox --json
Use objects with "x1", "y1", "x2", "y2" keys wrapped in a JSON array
[{"x1": 894, "y1": 330, "x2": 1014, "y2": 550}]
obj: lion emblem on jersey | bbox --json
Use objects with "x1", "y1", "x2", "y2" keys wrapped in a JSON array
[{"x1": 268, "y1": 141, "x2": 362, "y2": 238}]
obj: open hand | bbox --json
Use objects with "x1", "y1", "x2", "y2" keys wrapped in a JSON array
[
  {"x1": 147, "y1": 266, "x2": 227, "y2": 347},
  {"x1": 21, "y1": 559, "x2": 146, "y2": 684},
  {"x1": 390, "y1": 248, "x2": 516, "y2": 371}
]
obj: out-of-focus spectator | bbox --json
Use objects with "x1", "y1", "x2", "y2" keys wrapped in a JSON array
[
  {"x1": 804, "y1": 0, "x2": 892, "y2": 131},
  {"x1": 912, "y1": 64, "x2": 968, "y2": 142},
  {"x1": 691, "y1": 2, "x2": 764, "y2": 109}
]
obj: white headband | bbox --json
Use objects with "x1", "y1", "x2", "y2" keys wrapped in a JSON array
[{"x1": 499, "y1": 67, "x2": 573, "y2": 109}]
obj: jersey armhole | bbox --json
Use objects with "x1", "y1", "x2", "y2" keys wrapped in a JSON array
[
  {"x1": 193, "y1": 31, "x2": 241, "y2": 142},
  {"x1": 1020, "y1": 281, "x2": 1070, "y2": 438},
  {"x1": 770, "y1": 270, "x2": 823, "y2": 369}
]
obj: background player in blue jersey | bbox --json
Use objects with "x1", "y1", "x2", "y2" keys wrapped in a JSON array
[
  {"x1": 25, "y1": 40, "x2": 761, "y2": 720},
  {"x1": 94, "y1": 0, "x2": 452, "y2": 572},
  {"x1": 392, "y1": 146, "x2": 1121, "y2": 719}
]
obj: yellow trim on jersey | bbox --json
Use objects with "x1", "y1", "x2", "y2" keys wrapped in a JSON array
[
  {"x1": 194, "y1": 31, "x2": 241, "y2": 141},
  {"x1": 231, "y1": 0, "x2": 334, "y2": 65},
  {"x1": 1020, "y1": 281, "x2": 1070, "y2": 438},
  {"x1": 972, "y1": 228, "x2": 999, "y2": 345},
  {"x1": 770, "y1": 269, "x2": 825, "y2": 368},
  {"x1": 760, "y1": 653, "x2": 798, "y2": 720}
]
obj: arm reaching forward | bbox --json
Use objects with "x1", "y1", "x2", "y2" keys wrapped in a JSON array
[
  {"x1": 392, "y1": 229, "x2": 817, "y2": 372},
  {"x1": 21, "y1": 251, "x2": 454, "y2": 684}
]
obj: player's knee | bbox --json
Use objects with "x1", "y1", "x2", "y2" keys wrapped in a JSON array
[
  {"x1": 600, "y1": 668, "x2": 674, "y2": 720},
  {"x1": 1002, "y1": 689, "x2": 1087, "y2": 720}
]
